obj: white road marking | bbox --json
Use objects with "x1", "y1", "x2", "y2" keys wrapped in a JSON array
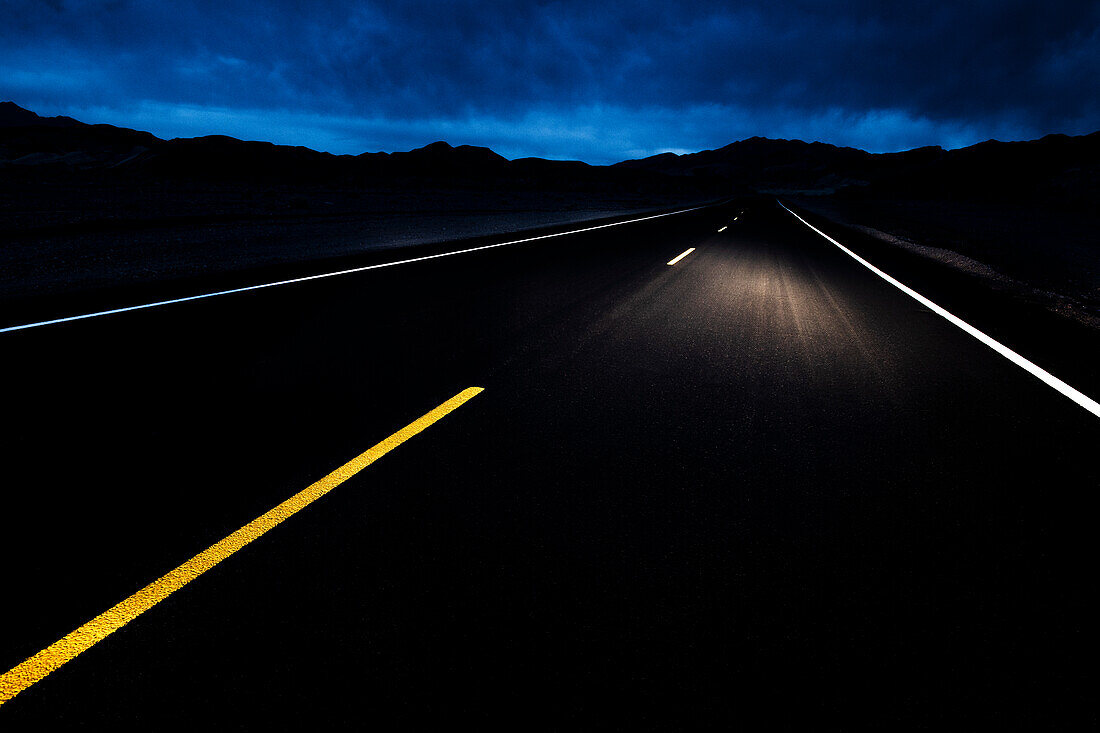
[
  {"x1": 667, "y1": 248, "x2": 696, "y2": 266},
  {"x1": 0, "y1": 205, "x2": 709, "y2": 334},
  {"x1": 778, "y1": 200, "x2": 1100, "y2": 418}
]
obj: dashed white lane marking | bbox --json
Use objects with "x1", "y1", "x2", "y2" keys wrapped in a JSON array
[{"x1": 667, "y1": 248, "x2": 696, "y2": 266}]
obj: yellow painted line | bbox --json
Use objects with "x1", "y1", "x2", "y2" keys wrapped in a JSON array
[
  {"x1": 717, "y1": 226, "x2": 727, "y2": 232},
  {"x1": 666, "y1": 247, "x2": 696, "y2": 266},
  {"x1": 0, "y1": 386, "x2": 484, "y2": 706}
]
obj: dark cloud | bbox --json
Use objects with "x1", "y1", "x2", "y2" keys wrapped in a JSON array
[{"x1": 1, "y1": 0, "x2": 1097, "y2": 161}]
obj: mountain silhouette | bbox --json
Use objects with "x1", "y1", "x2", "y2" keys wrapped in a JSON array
[
  {"x1": 615, "y1": 132, "x2": 1100, "y2": 207},
  {"x1": 1, "y1": 102, "x2": 1096, "y2": 207},
  {"x1": 0, "y1": 101, "x2": 84, "y2": 128}
]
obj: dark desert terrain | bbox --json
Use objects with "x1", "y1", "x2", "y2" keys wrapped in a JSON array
[
  {"x1": 0, "y1": 103, "x2": 728, "y2": 317},
  {"x1": 3, "y1": 101, "x2": 1096, "y2": 334}
]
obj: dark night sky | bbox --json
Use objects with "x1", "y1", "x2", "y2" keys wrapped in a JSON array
[{"x1": 2, "y1": 0, "x2": 1098, "y2": 163}]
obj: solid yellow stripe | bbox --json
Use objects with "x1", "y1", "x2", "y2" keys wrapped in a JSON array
[{"x1": 0, "y1": 386, "x2": 484, "y2": 706}]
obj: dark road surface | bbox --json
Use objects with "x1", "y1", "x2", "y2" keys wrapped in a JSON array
[{"x1": 1, "y1": 199, "x2": 1096, "y2": 729}]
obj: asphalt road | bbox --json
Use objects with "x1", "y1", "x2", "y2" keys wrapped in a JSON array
[{"x1": 1, "y1": 198, "x2": 1096, "y2": 729}]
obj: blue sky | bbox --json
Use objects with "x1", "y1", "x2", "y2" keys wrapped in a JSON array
[{"x1": 2, "y1": 0, "x2": 1098, "y2": 163}]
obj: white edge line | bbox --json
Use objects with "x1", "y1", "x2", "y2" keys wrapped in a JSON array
[
  {"x1": 667, "y1": 247, "x2": 696, "y2": 266},
  {"x1": 777, "y1": 200, "x2": 1100, "y2": 419},
  {"x1": 2, "y1": 204, "x2": 710, "y2": 334}
]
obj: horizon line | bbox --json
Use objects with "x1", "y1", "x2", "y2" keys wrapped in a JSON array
[{"x1": 3, "y1": 99, "x2": 1097, "y2": 166}]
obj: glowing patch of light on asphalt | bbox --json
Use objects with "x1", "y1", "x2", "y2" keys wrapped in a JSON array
[
  {"x1": 667, "y1": 248, "x2": 696, "y2": 265},
  {"x1": 0, "y1": 205, "x2": 709, "y2": 334},
  {"x1": 778, "y1": 200, "x2": 1100, "y2": 418}
]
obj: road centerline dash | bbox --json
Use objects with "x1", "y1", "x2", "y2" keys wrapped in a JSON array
[
  {"x1": 0, "y1": 386, "x2": 485, "y2": 706},
  {"x1": 667, "y1": 248, "x2": 696, "y2": 266}
]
